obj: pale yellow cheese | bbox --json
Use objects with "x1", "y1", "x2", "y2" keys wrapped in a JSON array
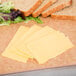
[
  {"x1": 27, "y1": 31, "x2": 74, "y2": 64},
  {"x1": 7, "y1": 26, "x2": 29, "y2": 47},
  {"x1": 19, "y1": 26, "x2": 57, "y2": 57},
  {"x1": 2, "y1": 25, "x2": 41, "y2": 62},
  {"x1": 2, "y1": 26, "x2": 29, "y2": 57},
  {"x1": 2, "y1": 25, "x2": 42, "y2": 63},
  {"x1": 16, "y1": 25, "x2": 42, "y2": 57},
  {"x1": 26, "y1": 26, "x2": 56, "y2": 43},
  {"x1": 2, "y1": 26, "x2": 30, "y2": 62},
  {"x1": 2, "y1": 49, "x2": 28, "y2": 63}
]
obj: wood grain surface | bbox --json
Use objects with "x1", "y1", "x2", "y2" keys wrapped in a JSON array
[{"x1": 0, "y1": 17, "x2": 76, "y2": 74}]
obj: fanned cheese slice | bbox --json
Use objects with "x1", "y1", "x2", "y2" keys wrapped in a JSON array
[
  {"x1": 27, "y1": 31, "x2": 74, "y2": 64},
  {"x1": 2, "y1": 26, "x2": 30, "y2": 62},
  {"x1": 26, "y1": 26, "x2": 56, "y2": 43},
  {"x1": 7, "y1": 26, "x2": 29, "y2": 47},
  {"x1": 2, "y1": 47, "x2": 28, "y2": 63},
  {"x1": 2, "y1": 25, "x2": 42, "y2": 63},
  {"x1": 16, "y1": 25, "x2": 42, "y2": 57},
  {"x1": 19, "y1": 26, "x2": 57, "y2": 57}
]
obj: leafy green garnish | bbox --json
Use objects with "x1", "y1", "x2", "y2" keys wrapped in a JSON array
[
  {"x1": 0, "y1": 20, "x2": 11, "y2": 26},
  {"x1": 25, "y1": 16, "x2": 43, "y2": 24},
  {"x1": 0, "y1": 16, "x2": 24, "y2": 26},
  {"x1": 0, "y1": 13, "x2": 12, "y2": 26},
  {"x1": 0, "y1": 13, "x2": 11, "y2": 22},
  {"x1": 13, "y1": 16, "x2": 24, "y2": 23},
  {"x1": 0, "y1": 1, "x2": 43, "y2": 26},
  {"x1": 0, "y1": 16, "x2": 43, "y2": 26},
  {"x1": 0, "y1": 2, "x2": 14, "y2": 13}
]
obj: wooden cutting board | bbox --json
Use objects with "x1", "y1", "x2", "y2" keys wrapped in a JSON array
[{"x1": 0, "y1": 17, "x2": 76, "y2": 74}]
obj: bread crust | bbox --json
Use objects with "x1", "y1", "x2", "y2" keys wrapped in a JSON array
[
  {"x1": 42, "y1": 0, "x2": 72, "y2": 17},
  {"x1": 32, "y1": 0, "x2": 57, "y2": 17},
  {"x1": 22, "y1": 0, "x2": 43, "y2": 16},
  {"x1": 51, "y1": 15, "x2": 76, "y2": 20},
  {"x1": 1, "y1": 0, "x2": 43, "y2": 16},
  {"x1": 51, "y1": 0, "x2": 76, "y2": 20}
]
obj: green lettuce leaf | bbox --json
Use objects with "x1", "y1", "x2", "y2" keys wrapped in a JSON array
[
  {"x1": 0, "y1": 1, "x2": 14, "y2": 13},
  {"x1": 0, "y1": 16, "x2": 24, "y2": 26},
  {"x1": 13, "y1": 16, "x2": 24, "y2": 23},
  {"x1": 25, "y1": 16, "x2": 43, "y2": 24},
  {"x1": 0, "y1": 21, "x2": 11, "y2": 26},
  {"x1": 0, "y1": 16, "x2": 43, "y2": 26}
]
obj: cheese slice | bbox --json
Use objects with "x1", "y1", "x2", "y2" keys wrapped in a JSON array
[
  {"x1": 2, "y1": 26, "x2": 29, "y2": 57},
  {"x1": 2, "y1": 49, "x2": 28, "y2": 63},
  {"x1": 15, "y1": 25, "x2": 42, "y2": 57},
  {"x1": 2, "y1": 26, "x2": 30, "y2": 62},
  {"x1": 26, "y1": 26, "x2": 56, "y2": 43},
  {"x1": 27, "y1": 31, "x2": 74, "y2": 64},
  {"x1": 2, "y1": 25, "x2": 42, "y2": 61},
  {"x1": 19, "y1": 26, "x2": 57, "y2": 57},
  {"x1": 7, "y1": 26, "x2": 29, "y2": 47}
]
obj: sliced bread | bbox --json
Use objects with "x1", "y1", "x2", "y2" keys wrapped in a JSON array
[
  {"x1": 2, "y1": 0, "x2": 43, "y2": 16},
  {"x1": 42, "y1": 0, "x2": 72, "y2": 17},
  {"x1": 32, "y1": 0, "x2": 57, "y2": 17},
  {"x1": 51, "y1": 0, "x2": 76, "y2": 20}
]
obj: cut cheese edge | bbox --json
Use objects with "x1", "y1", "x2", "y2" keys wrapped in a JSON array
[
  {"x1": 16, "y1": 25, "x2": 42, "y2": 57},
  {"x1": 2, "y1": 49, "x2": 28, "y2": 63},
  {"x1": 19, "y1": 26, "x2": 57, "y2": 57},
  {"x1": 2, "y1": 25, "x2": 42, "y2": 63},
  {"x1": 7, "y1": 26, "x2": 29, "y2": 47},
  {"x1": 2, "y1": 26, "x2": 30, "y2": 62},
  {"x1": 27, "y1": 31, "x2": 74, "y2": 64},
  {"x1": 26, "y1": 26, "x2": 56, "y2": 43}
]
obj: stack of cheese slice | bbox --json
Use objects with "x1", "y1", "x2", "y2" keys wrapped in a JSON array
[{"x1": 2, "y1": 25, "x2": 73, "y2": 64}]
